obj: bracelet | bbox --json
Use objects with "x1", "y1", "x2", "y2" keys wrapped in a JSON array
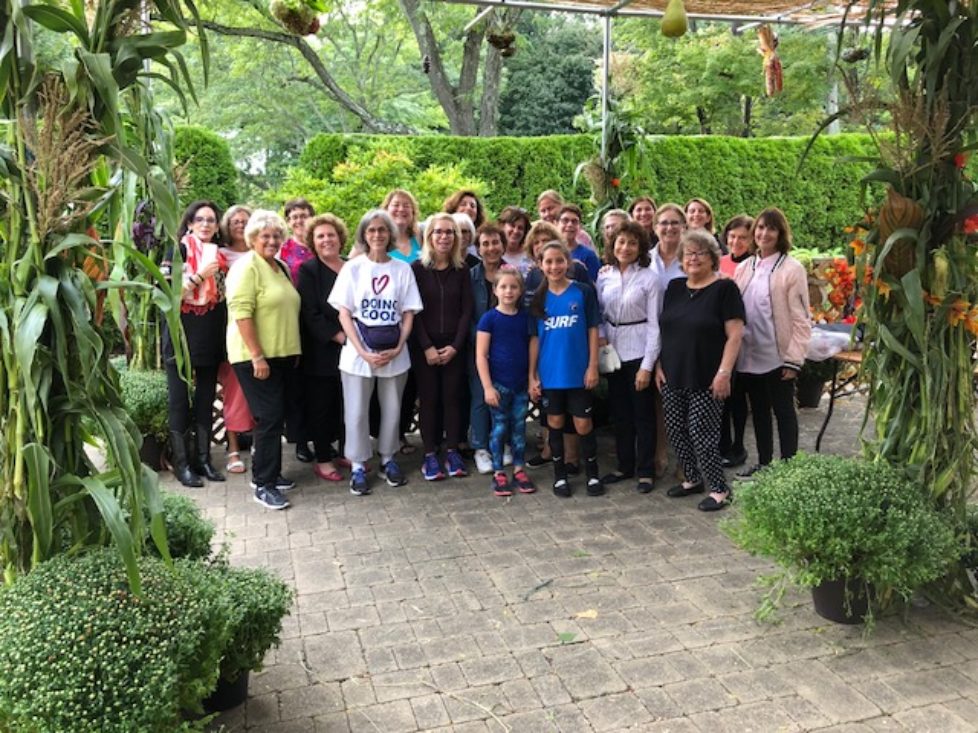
[
  {"x1": 251, "y1": 354, "x2": 265, "y2": 364},
  {"x1": 717, "y1": 368, "x2": 731, "y2": 375}
]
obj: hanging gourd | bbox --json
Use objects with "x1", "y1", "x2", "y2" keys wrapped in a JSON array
[
  {"x1": 757, "y1": 24, "x2": 783, "y2": 96},
  {"x1": 661, "y1": 0, "x2": 688, "y2": 38}
]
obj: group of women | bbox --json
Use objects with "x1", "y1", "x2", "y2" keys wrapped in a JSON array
[{"x1": 163, "y1": 189, "x2": 810, "y2": 513}]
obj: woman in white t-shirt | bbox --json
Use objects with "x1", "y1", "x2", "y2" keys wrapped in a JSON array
[{"x1": 329, "y1": 209, "x2": 423, "y2": 496}]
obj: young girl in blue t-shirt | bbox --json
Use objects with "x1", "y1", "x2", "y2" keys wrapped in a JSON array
[
  {"x1": 476, "y1": 268, "x2": 536, "y2": 497},
  {"x1": 528, "y1": 241, "x2": 603, "y2": 498}
]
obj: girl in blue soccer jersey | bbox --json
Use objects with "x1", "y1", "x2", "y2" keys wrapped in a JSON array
[{"x1": 528, "y1": 241, "x2": 604, "y2": 498}]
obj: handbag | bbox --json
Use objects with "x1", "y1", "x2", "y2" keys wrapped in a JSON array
[
  {"x1": 356, "y1": 320, "x2": 401, "y2": 351},
  {"x1": 598, "y1": 343, "x2": 622, "y2": 374}
]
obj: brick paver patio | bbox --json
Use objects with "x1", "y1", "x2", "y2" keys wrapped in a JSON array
[{"x1": 173, "y1": 395, "x2": 978, "y2": 732}]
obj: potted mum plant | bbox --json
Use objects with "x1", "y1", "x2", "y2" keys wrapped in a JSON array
[
  {"x1": 722, "y1": 453, "x2": 961, "y2": 625},
  {"x1": 118, "y1": 363, "x2": 171, "y2": 470}
]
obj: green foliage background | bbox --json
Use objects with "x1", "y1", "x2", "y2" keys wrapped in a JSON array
[
  {"x1": 285, "y1": 131, "x2": 878, "y2": 249},
  {"x1": 174, "y1": 126, "x2": 239, "y2": 212}
]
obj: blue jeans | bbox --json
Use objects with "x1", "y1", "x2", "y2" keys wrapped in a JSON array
[
  {"x1": 488, "y1": 383, "x2": 528, "y2": 471},
  {"x1": 469, "y1": 372, "x2": 490, "y2": 450}
]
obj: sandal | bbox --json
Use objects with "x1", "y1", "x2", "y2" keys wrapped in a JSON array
[
  {"x1": 314, "y1": 465, "x2": 344, "y2": 482},
  {"x1": 226, "y1": 452, "x2": 246, "y2": 474}
]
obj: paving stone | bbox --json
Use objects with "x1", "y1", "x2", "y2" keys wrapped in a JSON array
[
  {"x1": 369, "y1": 668, "x2": 434, "y2": 703},
  {"x1": 499, "y1": 677, "x2": 542, "y2": 712},
  {"x1": 277, "y1": 683, "x2": 344, "y2": 720},
  {"x1": 302, "y1": 631, "x2": 366, "y2": 682},
  {"x1": 347, "y1": 700, "x2": 416, "y2": 733},
  {"x1": 689, "y1": 699, "x2": 802, "y2": 732},
  {"x1": 530, "y1": 673, "x2": 573, "y2": 707},
  {"x1": 441, "y1": 683, "x2": 509, "y2": 724},
  {"x1": 580, "y1": 691, "x2": 654, "y2": 731},
  {"x1": 409, "y1": 693, "x2": 451, "y2": 729},
  {"x1": 615, "y1": 656, "x2": 687, "y2": 688},
  {"x1": 313, "y1": 712, "x2": 350, "y2": 732},
  {"x1": 340, "y1": 677, "x2": 376, "y2": 709},
  {"x1": 545, "y1": 645, "x2": 628, "y2": 700},
  {"x1": 459, "y1": 653, "x2": 522, "y2": 686},
  {"x1": 250, "y1": 664, "x2": 311, "y2": 695},
  {"x1": 664, "y1": 678, "x2": 739, "y2": 715},
  {"x1": 325, "y1": 605, "x2": 381, "y2": 632},
  {"x1": 893, "y1": 703, "x2": 974, "y2": 732},
  {"x1": 781, "y1": 659, "x2": 881, "y2": 723}
]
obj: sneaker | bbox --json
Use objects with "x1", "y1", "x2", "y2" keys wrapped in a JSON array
[
  {"x1": 503, "y1": 446, "x2": 513, "y2": 466},
  {"x1": 421, "y1": 453, "x2": 446, "y2": 481},
  {"x1": 526, "y1": 455, "x2": 549, "y2": 469},
  {"x1": 553, "y1": 478, "x2": 572, "y2": 498},
  {"x1": 381, "y1": 459, "x2": 408, "y2": 487},
  {"x1": 254, "y1": 485, "x2": 290, "y2": 510},
  {"x1": 474, "y1": 449, "x2": 493, "y2": 475},
  {"x1": 296, "y1": 443, "x2": 314, "y2": 463},
  {"x1": 736, "y1": 463, "x2": 764, "y2": 481},
  {"x1": 349, "y1": 468, "x2": 371, "y2": 496},
  {"x1": 445, "y1": 450, "x2": 468, "y2": 478},
  {"x1": 512, "y1": 469, "x2": 536, "y2": 494},
  {"x1": 250, "y1": 475, "x2": 296, "y2": 492},
  {"x1": 491, "y1": 472, "x2": 512, "y2": 497},
  {"x1": 586, "y1": 477, "x2": 606, "y2": 497}
]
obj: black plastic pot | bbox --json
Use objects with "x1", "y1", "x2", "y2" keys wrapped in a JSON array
[
  {"x1": 204, "y1": 670, "x2": 249, "y2": 712},
  {"x1": 796, "y1": 376, "x2": 827, "y2": 408},
  {"x1": 138, "y1": 434, "x2": 166, "y2": 472},
  {"x1": 811, "y1": 577, "x2": 869, "y2": 624}
]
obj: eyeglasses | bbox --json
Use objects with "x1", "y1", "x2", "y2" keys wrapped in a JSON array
[
  {"x1": 558, "y1": 217, "x2": 580, "y2": 225},
  {"x1": 431, "y1": 229, "x2": 455, "y2": 237},
  {"x1": 684, "y1": 250, "x2": 710, "y2": 259},
  {"x1": 657, "y1": 220, "x2": 683, "y2": 228},
  {"x1": 193, "y1": 216, "x2": 216, "y2": 224},
  {"x1": 365, "y1": 226, "x2": 389, "y2": 235}
]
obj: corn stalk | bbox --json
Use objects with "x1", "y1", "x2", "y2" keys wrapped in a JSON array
[
  {"x1": 0, "y1": 0, "x2": 205, "y2": 592},
  {"x1": 827, "y1": 1, "x2": 978, "y2": 601}
]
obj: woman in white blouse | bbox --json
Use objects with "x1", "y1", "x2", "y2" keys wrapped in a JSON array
[{"x1": 596, "y1": 220, "x2": 662, "y2": 493}]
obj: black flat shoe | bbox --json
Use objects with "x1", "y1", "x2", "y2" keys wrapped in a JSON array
[
  {"x1": 601, "y1": 471, "x2": 633, "y2": 484},
  {"x1": 698, "y1": 491, "x2": 731, "y2": 512},
  {"x1": 636, "y1": 479, "x2": 655, "y2": 494},
  {"x1": 721, "y1": 449, "x2": 748, "y2": 468},
  {"x1": 666, "y1": 481, "x2": 705, "y2": 498},
  {"x1": 296, "y1": 443, "x2": 315, "y2": 463}
]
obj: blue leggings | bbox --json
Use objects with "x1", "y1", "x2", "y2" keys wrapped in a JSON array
[{"x1": 488, "y1": 383, "x2": 528, "y2": 471}]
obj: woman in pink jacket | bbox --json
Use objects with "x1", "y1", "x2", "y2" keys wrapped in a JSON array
[{"x1": 732, "y1": 207, "x2": 811, "y2": 479}]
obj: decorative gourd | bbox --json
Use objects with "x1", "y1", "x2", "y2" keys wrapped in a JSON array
[
  {"x1": 877, "y1": 187, "x2": 925, "y2": 277},
  {"x1": 661, "y1": 0, "x2": 688, "y2": 38}
]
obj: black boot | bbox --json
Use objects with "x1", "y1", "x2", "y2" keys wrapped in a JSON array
[
  {"x1": 193, "y1": 425, "x2": 225, "y2": 482},
  {"x1": 170, "y1": 430, "x2": 204, "y2": 488}
]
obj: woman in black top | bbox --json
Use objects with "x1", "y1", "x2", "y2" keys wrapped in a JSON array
[
  {"x1": 297, "y1": 214, "x2": 348, "y2": 483},
  {"x1": 162, "y1": 200, "x2": 228, "y2": 487},
  {"x1": 655, "y1": 230, "x2": 745, "y2": 511}
]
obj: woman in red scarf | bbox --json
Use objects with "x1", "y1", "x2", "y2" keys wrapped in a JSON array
[{"x1": 162, "y1": 200, "x2": 229, "y2": 487}]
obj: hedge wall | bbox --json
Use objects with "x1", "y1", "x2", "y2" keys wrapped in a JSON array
[
  {"x1": 298, "y1": 132, "x2": 879, "y2": 250},
  {"x1": 174, "y1": 125, "x2": 239, "y2": 213}
]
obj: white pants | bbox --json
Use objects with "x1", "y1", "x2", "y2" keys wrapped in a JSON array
[{"x1": 341, "y1": 371, "x2": 408, "y2": 463}]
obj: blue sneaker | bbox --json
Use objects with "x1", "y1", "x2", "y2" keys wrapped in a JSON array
[
  {"x1": 250, "y1": 475, "x2": 296, "y2": 492},
  {"x1": 445, "y1": 450, "x2": 468, "y2": 478},
  {"x1": 381, "y1": 459, "x2": 408, "y2": 487},
  {"x1": 254, "y1": 485, "x2": 290, "y2": 510},
  {"x1": 421, "y1": 453, "x2": 445, "y2": 482},
  {"x1": 349, "y1": 468, "x2": 371, "y2": 496}
]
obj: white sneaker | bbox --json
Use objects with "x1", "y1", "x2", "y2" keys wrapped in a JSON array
[
  {"x1": 503, "y1": 446, "x2": 513, "y2": 467},
  {"x1": 474, "y1": 449, "x2": 493, "y2": 475}
]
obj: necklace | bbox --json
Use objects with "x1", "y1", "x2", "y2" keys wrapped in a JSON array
[{"x1": 686, "y1": 278, "x2": 715, "y2": 297}]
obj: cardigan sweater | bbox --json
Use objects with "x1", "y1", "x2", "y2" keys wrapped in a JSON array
[{"x1": 732, "y1": 252, "x2": 811, "y2": 371}]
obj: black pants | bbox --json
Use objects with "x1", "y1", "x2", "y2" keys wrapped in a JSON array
[
  {"x1": 304, "y1": 373, "x2": 342, "y2": 462},
  {"x1": 166, "y1": 361, "x2": 219, "y2": 436},
  {"x1": 606, "y1": 359, "x2": 656, "y2": 479},
  {"x1": 719, "y1": 373, "x2": 748, "y2": 457},
  {"x1": 233, "y1": 358, "x2": 294, "y2": 488},
  {"x1": 413, "y1": 348, "x2": 466, "y2": 453},
  {"x1": 740, "y1": 368, "x2": 798, "y2": 465},
  {"x1": 284, "y1": 363, "x2": 307, "y2": 445}
]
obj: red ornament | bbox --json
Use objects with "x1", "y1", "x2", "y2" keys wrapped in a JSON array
[
  {"x1": 963, "y1": 214, "x2": 978, "y2": 235},
  {"x1": 610, "y1": 178, "x2": 621, "y2": 188},
  {"x1": 955, "y1": 153, "x2": 969, "y2": 169}
]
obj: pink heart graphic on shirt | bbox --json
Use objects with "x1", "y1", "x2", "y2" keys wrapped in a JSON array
[{"x1": 372, "y1": 275, "x2": 390, "y2": 295}]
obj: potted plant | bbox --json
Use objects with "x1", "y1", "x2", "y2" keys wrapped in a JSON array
[
  {"x1": 118, "y1": 364, "x2": 171, "y2": 470},
  {"x1": 722, "y1": 453, "x2": 961, "y2": 625},
  {"x1": 198, "y1": 559, "x2": 293, "y2": 712},
  {"x1": 796, "y1": 358, "x2": 836, "y2": 408}
]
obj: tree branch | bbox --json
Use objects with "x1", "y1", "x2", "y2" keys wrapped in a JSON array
[{"x1": 200, "y1": 19, "x2": 415, "y2": 135}]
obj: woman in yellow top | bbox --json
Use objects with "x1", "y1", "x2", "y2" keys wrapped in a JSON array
[{"x1": 226, "y1": 210, "x2": 302, "y2": 510}]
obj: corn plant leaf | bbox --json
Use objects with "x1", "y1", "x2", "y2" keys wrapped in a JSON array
[
  {"x1": 22, "y1": 443, "x2": 53, "y2": 564},
  {"x1": 42, "y1": 232, "x2": 99, "y2": 261},
  {"x1": 77, "y1": 50, "x2": 119, "y2": 133},
  {"x1": 878, "y1": 323, "x2": 922, "y2": 369},
  {"x1": 14, "y1": 294, "x2": 48, "y2": 416},
  {"x1": 899, "y1": 269, "x2": 926, "y2": 351},
  {"x1": 21, "y1": 4, "x2": 90, "y2": 45},
  {"x1": 142, "y1": 465, "x2": 171, "y2": 564},
  {"x1": 84, "y1": 478, "x2": 141, "y2": 596}
]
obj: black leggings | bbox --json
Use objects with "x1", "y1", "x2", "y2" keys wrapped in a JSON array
[
  {"x1": 233, "y1": 358, "x2": 293, "y2": 488},
  {"x1": 740, "y1": 368, "x2": 798, "y2": 465},
  {"x1": 166, "y1": 361, "x2": 219, "y2": 436},
  {"x1": 606, "y1": 359, "x2": 656, "y2": 479},
  {"x1": 719, "y1": 373, "x2": 748, "y2": 457}
]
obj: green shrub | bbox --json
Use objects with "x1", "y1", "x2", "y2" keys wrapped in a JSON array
[
  {"x1": 722, "y1": 454, "x2": 962, "y2": 622},
  {"x1": 174, "y1": 125, "x2": 239, "y2": 212},
  {"x1": 119, "y1": 367, "x2": 169, "y2": 442},
  {"x1": 0, "y1": 550, "x2": 230, "y2": 733},
  {"x1": 150, "y1": 492, "x2": 215, "y2": 561},
  {"x1": 293, "y1": 132, "x2": 879, "y2": 250}
]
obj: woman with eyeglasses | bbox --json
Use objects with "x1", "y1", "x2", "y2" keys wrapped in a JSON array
[
  {"x1": 732, "y1": 207, "x2": 810, "y2": 479},
  {"x1": 656, "y1": 229, "x2": 744, "y2": 512},
  {"x1": 411, "y1": 213, "x2": 474, "y2": 481},
  {"x1": 162, "y1": 200, "x2": 229, "y2": 488}
]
